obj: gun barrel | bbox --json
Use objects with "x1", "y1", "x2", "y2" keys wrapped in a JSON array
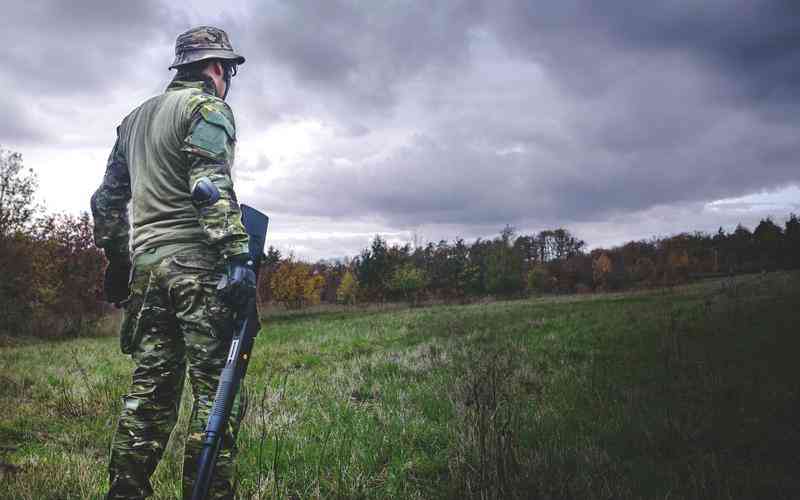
[{"x1": 191, "y1": 310, "x2": 251, "y2": 499}]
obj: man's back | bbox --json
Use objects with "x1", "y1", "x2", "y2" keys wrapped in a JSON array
[
  {"x1": 92, "y1": 77, "x2": 247, "y2": 264},
  {"x1": 120, "y1": 83, "x2": 228, "y2": 254}
]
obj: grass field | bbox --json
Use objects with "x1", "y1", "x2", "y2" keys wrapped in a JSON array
[{"x1": 2, "y1": 272, "x2": 799, "y2": 499}]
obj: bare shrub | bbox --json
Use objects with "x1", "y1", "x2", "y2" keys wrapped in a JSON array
[{"x1": 447, "y1": 343, "x2": 525, "y2": 499}]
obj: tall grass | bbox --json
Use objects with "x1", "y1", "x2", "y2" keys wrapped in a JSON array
[{"x1": 1, "y1": 272, "x2": 799, "y2": 498}]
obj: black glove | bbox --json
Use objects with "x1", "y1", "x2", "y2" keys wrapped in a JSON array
[
  {"x1": 103, "y1": 259, "x2": 131, "y2": 306},
  {"x1": 217, "y1": 253, "x2": 256, "y2": 309}
]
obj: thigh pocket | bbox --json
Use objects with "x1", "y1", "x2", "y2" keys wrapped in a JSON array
[
  {"x1": 169, "y1": 255, "x2": 234, "y2": 339},
  {"x1": 205, "y1": 294, "x2": 235, "y2": 339},
  {"x1": 119, "y1": 270, "x2": 163, "y2": 354},
  {"x1": 119, "y1": 294, "x2": 144, "y2": 355}
]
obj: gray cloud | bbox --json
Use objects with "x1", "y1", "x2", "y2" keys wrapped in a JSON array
[
  {"x1": 0, "y1": 98, "x2": 50, "y2": 144},
  {"x1": 0, "y1": 0, "x2": 187, "y2": 146},
  {"x1": 5, "y1": 0, "x2": 800, "y2": 259},
  {"x1": 248, "y1": 0, "x2": 482, "y2": 111},
  {"x1": 488, "y1": 1, "x2": 800, "y2": 116},
  {"x1": 235, "y1": 0, "x2": 800, "y2": 235},
  {"x1": 2, "y1": 1, "x2": 178, "y2": 95}
]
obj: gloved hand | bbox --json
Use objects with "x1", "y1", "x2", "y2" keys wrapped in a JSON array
[
  {"x1": 103, "y1": 259, "x2": 132, "y2": 306},
  {"x1": 217, "y1": 253, "x2": 256, "y2": 309}
]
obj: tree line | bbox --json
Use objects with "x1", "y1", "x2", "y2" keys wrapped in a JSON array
[
  {"x1": 261, "y1": 214, "x2": 800, "y2": 309},
  {"x1": 2, "y1": 146, "x2": 799, "y2": 337}
]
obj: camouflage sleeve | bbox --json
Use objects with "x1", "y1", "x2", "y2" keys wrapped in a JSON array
[
  {"x1": 182, "y1": 98, "x2": 249, "y2": 260},
  {"x1": 91, "y1": 132, "x2": 131, "y2": 259}
]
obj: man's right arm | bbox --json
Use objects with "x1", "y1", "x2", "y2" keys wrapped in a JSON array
[
  {"x1": 91, "y1": 132, "x2": 131, "y2": 261},
  {"x1": 91, "y1": 131, "x2": 132, "y2": 304}
]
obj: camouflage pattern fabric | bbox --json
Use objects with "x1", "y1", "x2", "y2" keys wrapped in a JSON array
[
  {"x1": 169, "y1": 26, "x2": 245, "y2": 69},
  {"x1": 107, "y1": 245, "x2": 247, "y2": 500},
  {"x1": 91, "y1": 136, "x2": 131, "y2": 260},
  {"x1": 91, "y1": 79, "x2": 249, "y2": 261},
  {"x1": 182, "y1": 90, "x2": 249, "y2": 260},
  {"x1": 93, "y1": 25, "x2": 251, "y2": 498}
]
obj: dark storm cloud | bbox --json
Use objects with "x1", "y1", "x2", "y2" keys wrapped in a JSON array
[
  {"x1": 487, "y1": 0, "x2": 800, "y2": 127},
  {"x1": 236, "y1": 0, "x2": 800, "y2": 232},
  {"x1": 0, "y1": 0, "x2": 188, "y2": 146},
  {"x1": 238, "y1": 0, "x2": 483, "y2": 114},
  {"x1": 1, "y1": 1, "x2": 178, "y2": 95}
]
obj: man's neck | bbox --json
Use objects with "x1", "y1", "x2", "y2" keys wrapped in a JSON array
[{"x1": 167, "y1": 75, "x2": 218, "y2": 97}]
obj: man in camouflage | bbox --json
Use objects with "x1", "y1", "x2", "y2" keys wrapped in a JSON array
[{"x1": 91, "y1": 26, "x2": 253, "y2": 499}]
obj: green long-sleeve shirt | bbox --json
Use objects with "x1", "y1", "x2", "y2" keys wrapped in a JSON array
[{"x1": 91, "y1": 79, "x2": 249, "y2": 261}]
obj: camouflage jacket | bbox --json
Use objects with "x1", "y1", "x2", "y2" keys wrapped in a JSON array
[{"x1": 91, "y1": 79, "x2": 249, "y2": 262}]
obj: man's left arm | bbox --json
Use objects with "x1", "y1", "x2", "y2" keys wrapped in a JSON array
[
  {"x1": 183, "y1": 98, "x2": 254, "y2": 308},
  {"x1": 183, "y1": 99, "x2": 249, "y2": 260}
]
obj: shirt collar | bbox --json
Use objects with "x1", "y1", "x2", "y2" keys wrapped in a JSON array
[{"x1": 166, "y1": 78, "x2": 218, "y2": 97}]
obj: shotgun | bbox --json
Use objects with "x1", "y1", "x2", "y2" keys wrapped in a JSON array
[{"x1": 192, "y1": 204, "x2": 269, "y2": 499}]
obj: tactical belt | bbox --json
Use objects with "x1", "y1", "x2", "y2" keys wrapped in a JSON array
[{"x1": 133, "y1": 242, "x2": 210, "y2": 268}]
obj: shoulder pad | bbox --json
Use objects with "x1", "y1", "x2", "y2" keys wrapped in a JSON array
[
  {"x1": 184, "y1": 99, "x2": 236, "y2": 159},
  {"x1": 199, "y1": 104, "x2": 235, "y2": 141},
  {"x1": 185, "y1": 93, "x2": 236, "y2": 138}
]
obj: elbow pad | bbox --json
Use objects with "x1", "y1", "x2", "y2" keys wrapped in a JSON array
[{"x1": 191, "y1": 176, "x2": 221, "y2": 207}]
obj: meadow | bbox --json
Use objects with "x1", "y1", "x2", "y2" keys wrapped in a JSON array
[{"x1": 1, "y1": 272, "x2": 799, "y2": 499}]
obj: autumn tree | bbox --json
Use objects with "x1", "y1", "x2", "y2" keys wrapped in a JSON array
[
  {"x1": 527, "y1": 264, "x2": 552, "y2": 294},
  {"x1": 631, "y1": 257, "x2": 656, "y2": 285},
  {"x1": 389, "y1": 263, "x2": 427, "y2": 306},
  {"x1": 665, "y1": 248, "x2": 690, "y2": 284},
  {"x1": 257, "y1": 245, "x2": 282, "y2": 304},
  {"x1": 336, "y1": 270, "x2": 359, "y2": 305},
  {"x1": 593, "y1": 253, "x2": 613, "y2": 291},
  {"x1": 0, "y1": 148, "x2": 39, "y2": 237},
  {"x1": 0, "y1": 232, "x2": 36, "y2": 334},
  {"x1": 32, "y1": 213, "x2": 105, "y2": 335},
  {"x1": 0, "y1": 148, "x2": 41, "y2": 335},
  {"x1": 304, "y1": 272, "x2": 325, "y2": 307},
  {"x1": 557, "y1": 255, "x2": 593, "y2": 292},
  {"x1": 270, "y1": 259, "x2": 324, "y2": 309}
]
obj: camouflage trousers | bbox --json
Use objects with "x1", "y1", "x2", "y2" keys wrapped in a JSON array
[{"x1": 107, "y1": 244, "x2": 247, "y2": 500}]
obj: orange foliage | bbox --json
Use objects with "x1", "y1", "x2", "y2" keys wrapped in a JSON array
[
  {"x1": 270, "y1": 260, "x2": 324, "y2": 309},
  {"x1": 592, "y1": 253, "x2": 613, "y2": 290}
]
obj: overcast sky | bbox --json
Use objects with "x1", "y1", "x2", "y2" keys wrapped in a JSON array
[{"x1": 3, "y1": 0, "x2": 799, "y2": 260}]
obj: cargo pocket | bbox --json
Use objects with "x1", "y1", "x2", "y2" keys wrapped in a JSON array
[
  {"x1": 119, "y1": 294, "x2": 144, "y2": 355},
  {"x1": 206, "y1": 294, "x2": 235, "y2": 340},
  {"x1": 170, "y1": 254, "x2": 234, "y2": 339},
  {"x1": 119, "y1": 271, "x2": 158, "y2": 355}
]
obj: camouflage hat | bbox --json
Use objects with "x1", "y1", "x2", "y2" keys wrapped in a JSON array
[{"x1": 169, "y1": 26, "x2": 245, "y2": 70}]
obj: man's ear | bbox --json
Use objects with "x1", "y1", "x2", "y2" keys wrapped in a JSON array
[{"x1": 210, "y1": 60, "x2": 224, "y2": 78}]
